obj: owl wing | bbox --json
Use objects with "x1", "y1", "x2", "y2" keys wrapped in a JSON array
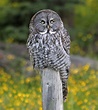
[
  {"x1": 60, "y1": 29, "x2": 71, "y2": 101},
  {"x1": 26, "y1": 34, "x2": 35, "y2": 66},
  {"x1": 61, "y1": 28, "x2": 71, "y2": 55}
]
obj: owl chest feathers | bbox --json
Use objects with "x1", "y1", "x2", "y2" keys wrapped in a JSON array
[
  {"x1": 29, "y1": 31, "x2": 70, "y2": 69},
  {"x1": 33, "y1": 32, "x2": 63, "y2": 55}
]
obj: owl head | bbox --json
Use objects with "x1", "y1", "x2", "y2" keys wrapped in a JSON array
[{"x1": 29, "y1": 9, "x2": 64, "y2": 34}]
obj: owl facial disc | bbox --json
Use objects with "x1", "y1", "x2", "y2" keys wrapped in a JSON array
[{"x1": 31, "y1": 9, "x2": 63, "y2": 35}]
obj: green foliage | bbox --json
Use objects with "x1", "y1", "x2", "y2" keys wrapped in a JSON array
[
  {"x1": 0, "y1": 1, "x2": 47, "y2": 43},
  {"x1": 0, "y1": 0, "x2": 9, "y2": 6},
  {"x1": 3, "y1": 26, "x2": 28, "y2": 43},
  {"x1": 75, "y1": 0, "x2": 98, "y2": 34},
  {"x1": 0, "y1": 0, "x2": 80, "y2": 43},
  {"x1": 0, "y1": 0, "x2": 98, "y2": 56},
  {"x1": 73, "y1": 0, "x2": 98, "y2": 56}
]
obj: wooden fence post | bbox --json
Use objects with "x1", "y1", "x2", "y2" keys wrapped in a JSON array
[{"x1": 41, "y1": 68, "x2": 64, "y2": 110}]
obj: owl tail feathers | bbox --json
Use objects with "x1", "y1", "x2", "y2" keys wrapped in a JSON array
[
  {"x1": 63, "y1": 82, "x2": 68, "y2": 102},
  {"x1": 59, "y1": 69, "x2": 69, "y2": 102},
  {"x1": 62, "y1": 83, "x2": 68, "y2": 102}
]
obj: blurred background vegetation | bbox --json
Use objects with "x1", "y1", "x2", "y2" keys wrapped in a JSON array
[
  {"x1": 0, "y1": 0, "x2": 98, "y2": 57},
  {"x1": 0, "y1": 0, "x2": 98, "y2": 110}
]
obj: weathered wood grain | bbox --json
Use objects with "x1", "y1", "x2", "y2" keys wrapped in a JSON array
[{"x1": 41, "y1": 68, "x2": 64, "y2": 110}]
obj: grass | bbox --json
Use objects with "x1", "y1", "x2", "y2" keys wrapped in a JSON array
[{"x1": 0, "y1": 64, "x2": 98, "y2": 110}]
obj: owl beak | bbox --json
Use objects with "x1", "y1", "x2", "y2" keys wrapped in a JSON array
[
  {"x1": 47, "y1": 25, "x2": 50, "y2": 33},
  {"x1": 47, "y1": 25, "x2": 50, "y2": 30}
]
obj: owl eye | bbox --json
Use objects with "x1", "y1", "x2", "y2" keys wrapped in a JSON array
[
  {"x1": 41, "y1": 20, "x2": 45, "y2": 24},
  {"x1": 50, "y1": 19, "x2": 55, "y2": 24}
]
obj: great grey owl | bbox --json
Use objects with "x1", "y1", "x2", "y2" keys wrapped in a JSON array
[{"x1": 27, "y1": 9, "x2": 71, "y2": 101}]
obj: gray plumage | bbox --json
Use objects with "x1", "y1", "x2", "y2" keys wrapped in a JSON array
[{"x1": 27, "y1": 9, "x2": 71, "y2": 101}]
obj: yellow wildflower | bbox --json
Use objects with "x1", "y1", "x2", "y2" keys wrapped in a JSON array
[
  {"x1": 26, "y1": 66, "x2": 33, "y2": 72},
  {"x1": 25, "y1": 99, "x2": 29, "y2": 103},
  {"x1": 0, "y1": 90, "x2": 4, "y2": 95},
  {"x1": 77, "y1": 100, "x2": 82, "y2": 105},
  {"x1": 39, "y1": 107, "x2": 42, "y2": 110},
  {"x1": 15, "y1": 100, "x2": 21, "y2": 106},
  {"x1": 0, "y1": 99, "x2": 3, "y2": 103},
  {"x1": 83, "y1": 64, "x2": 90, "y2": 71},
  {"x1": 25, "y1": 77, "x2": 31, "y2": 83},
  {"x1": 3, "y1": 84, "x2": 8, "y2": 91},
  {"x1": 84, "y1": 99, "x2": 88, "y2": 103},
  {"x1": 38, "y1": 100, "x2": 42, "y2": 106},
  {"x1": 81, "y1": 81, "x2": 86, "y2": 86},
  {"x1": 6, "y1": 37, "x2": 14, "y2": 43},
  {"x1": 9, "y1": 93, "x2": 12, "y2": 97},
  {"x1": 73, "y1": 69, "x2": 79, "y2": 74},
  {"x1": 85, "y1": 91, "x2": 90, "y2": 96},
  {"x1": 7, "y1": 54, "x2": 15, "y2": 60}
]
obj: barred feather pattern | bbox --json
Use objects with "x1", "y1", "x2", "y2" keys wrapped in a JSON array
[{"x1": 27, "y1": 28, "x2": 71, "y2": 101}]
